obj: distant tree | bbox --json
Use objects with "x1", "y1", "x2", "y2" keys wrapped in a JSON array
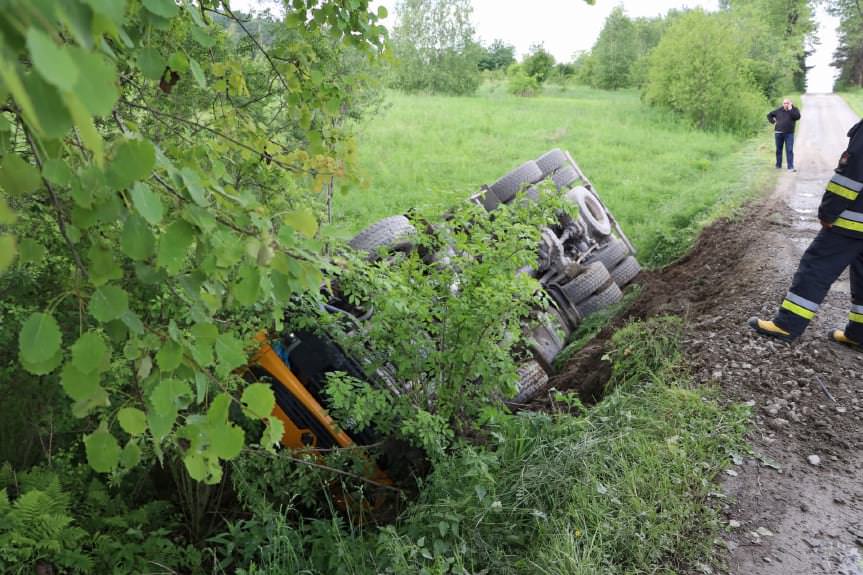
[
  {"x1": 479, "y1": 39, "x2": 516, "y2": 71},
  {"x1": 644, "y1": 10, "x2": 766, "y2": 133},
  {"x1": 590, "y1": 7, "x2": 639, "y2": 89},
  {"x1": 522, "y1": 43, "x2": 556, "y2": 83},
  {"x1": 391, "y1": 0, "x2": 482, "y2": 95},
  {"x1": 721, "y1": 0, "x2": 814, "y2": 94},
  {"x1": 826, "y1": 0, "x2": 863, "y2": 88}
]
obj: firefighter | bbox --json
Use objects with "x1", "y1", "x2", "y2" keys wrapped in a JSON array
[{"x1": 749, "y1": 119, "x2": 863, "y2": 350}]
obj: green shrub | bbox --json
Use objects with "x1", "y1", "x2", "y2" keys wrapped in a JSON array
[
  {"x1": 507, "y1": 64, "x2": 542, "y2": 97},
  {"x1": 643, "y1": 10, "x2": 766, "y2": 134}
]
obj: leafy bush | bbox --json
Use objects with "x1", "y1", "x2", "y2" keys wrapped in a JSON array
[
  {"x1": 522, "y1": 43, "x2": 556, "y2": 84},
  {"x1": 643, "y1": 10, "x2": 767, "y2": 134},
  {"x1": 507, "y1": 64, "x2": 542, "y2": 97},
  {"x1": 323, "y1": 193, "x2": 567, "y2": 456}
]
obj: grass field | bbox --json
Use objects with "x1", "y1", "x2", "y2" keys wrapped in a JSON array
[
  {"x1": 840, "y1": 88, "x2": 863, "y2": 118},
  {"x1": 342, "y1": 87, "x2": 776, "y2": 265}
]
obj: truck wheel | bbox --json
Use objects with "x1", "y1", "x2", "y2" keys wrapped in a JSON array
[
  {"x1": 611, "y1": 255, "x2": 641, "y2": 287},
  {"x1": 575, "y1": 281, "x2": 622, "y2": 319},
  {"x1": 565, "y1": 186, "x2": 612, "y2": 237},
  {"x1": 349, "y1": 215, "x2": 416, "y2": 257},
  {"x1": 586, "y1": 238, "x2": 629, "y2": 271},
  {"x1": 489, "y1": 161, "x2": 544, "y2": 204},
  {"x1": 560, "y1": 262, "x2": 611, "y2": 305},
  {"x1": 552, "y1": 166, "x2": 579, "y2": 190},
  {"x1": 513, "y1": 359, "x2": 549, "y2": 403},
  {"x1": 536, "y1": 149, "x2": 568, "y2": 177}
]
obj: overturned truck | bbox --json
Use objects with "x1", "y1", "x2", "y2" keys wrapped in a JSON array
[{"x1": 252, "y1": 149, "x2": 641, "y2": 452}]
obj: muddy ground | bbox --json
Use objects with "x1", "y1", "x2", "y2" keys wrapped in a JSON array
[{"x1": 555, "y1": 94, "x2": 863, "y2": 575}]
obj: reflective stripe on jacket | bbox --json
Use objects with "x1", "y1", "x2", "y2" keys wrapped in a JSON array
[{"x1": 820, "y1": 119, "x2": 863, "y2": 239}]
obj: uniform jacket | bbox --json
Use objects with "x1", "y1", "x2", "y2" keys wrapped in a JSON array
[{"x1": 819, "y1": 119, "x2": 863, "y2": 239}]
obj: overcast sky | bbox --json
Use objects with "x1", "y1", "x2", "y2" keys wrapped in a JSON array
[{"x1": 230, "y1": 0, "x2": 840, "y2": 93}]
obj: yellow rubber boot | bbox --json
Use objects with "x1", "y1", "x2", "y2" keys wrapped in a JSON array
[
  {"x1": 748, "y1": 317, "x2": 794, "y2": 342},
  {"x1": 829, "y1": 329, "x2": 861, "y2": 351}
]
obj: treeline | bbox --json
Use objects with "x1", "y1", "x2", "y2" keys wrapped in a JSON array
[
  {"x1": 389, "y1": 0, "x2": 813, "y2": 134},
  {"x1": 830, "y1": 0, "x2": 863, "y2": 89}
]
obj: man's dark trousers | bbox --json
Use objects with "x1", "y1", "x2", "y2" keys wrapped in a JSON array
[
  {"x1": 774, "y1": 228, "x2": 863, "y2": 340},
  {"x1": 775, "y1": 132, "x2": 795, "y2": 169}
]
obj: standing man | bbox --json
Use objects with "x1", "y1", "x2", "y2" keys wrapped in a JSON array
[
  {"x1": 749, "y1": 118, "x2": 863, "y2": 350},
  {"x1": 768, "y1": 99, "x2": 801, "y2": 171}
]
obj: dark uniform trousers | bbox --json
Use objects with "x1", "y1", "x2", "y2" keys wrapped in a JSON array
[{"x1": 772, "y1": 121, "x2": 863, "y2": 342}]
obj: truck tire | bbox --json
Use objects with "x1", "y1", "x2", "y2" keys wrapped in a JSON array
[
  {"x1": 611, "y1": 255, "x2": 641, "y2": 287},
  {"x1": 575, "y1": 281, "x2": 622, "y2": 318},
  {"x1": 565, "y1": 186, "x2": 612, "y2": 237},
  {"x1": 560, "y1": 262, "x2": 611, "y2": 305},
  {"x1": 490, "y1": 161, "x2": 543, "y2": 204},
  {"x1": 513, "y1": 359, "x2": 549, "y2": 403},
  {"x1": 552, "y1": 166, "x2": 579, "y2": 190},
  {"x1": 349, "y1": 215, "x2": 416, "y2": 256},
  {"x1": 536, "y1": 149, "x2": 568, "y2": 177},
  {"x1": 586, "y1": 238, "x2": 629, "y2": 271}
]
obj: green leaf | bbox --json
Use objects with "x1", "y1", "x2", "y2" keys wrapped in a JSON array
[
  {"x1": 377, "y1": 5, "x2": 388, "y2": 18},
  {"x1": 183, "y1": 452, "x2": 208, "y2": 481},
  {"x1": 143, "y1": 0, "x2": 179, "y2": 18},
  {"x1": 150, "y1": 378, "x2": 192, "y2": 417},
  {"x1": 69, "y1": 48, "x2": 119, "y2": 117},
  {"x1": 262, "y1": 415, "x2": 285, "y2": 450},
  {"x1": 214, "y1": 333, "x2": 246, "y2": 376},
  {"x1": 0, "y1": 154, "x2": 41, "y2": 196},
  {"x1": 168, "y1": 51, "x2": 189, "y2": 73},
  {"x1": 189, "y1": 57, "x2": 207, "y2": 88},
  {"x1": 107, "y1": 139, "x2": 156, "y2": 189},
  {"x1": 19, "y1": 312, "x2": 61, "y2": 365},
  {"x1": 148, "y1": 409, "x2": 176, "y2": 442},
  {"x1": 84, "y1": 428, "x2": 120, "y2": 473},
  {"x1": 21, "y1": 348, "x2": 62, "y2": 376},
  {"x1": 209, "y1": 422, "x2": 244, "y2": 460},
  {"x1": 27, "y1": 28, "x2": 79, "y2": 91},
  {"x1": 191, "y1": 25, "x2": 216, "y2": 48},
  {"x1": 157, "y1": 220, "x2": 196, "y2": 273},
  {"x1": 130, "y1": 182, "x2": 163, "y2": 225},
  {"x1": 0, "y1": 235, "x2": 16, "y2": 273},
  {"x1": 191, "y1": 322, "x2": 218, "y2": 366},
  {"x1": 89, "y1": 284, "x2": 129, "y2": 322},
  {"x1": 137, "y1": 48, "x2": 166, "y2": 81},
  {"x1": 63, "y1": 92, "x2": 104, "y2": 167},
  {"x1": 232, "y1": 266, "x2": 260, "y2": 306},
  {"x1": 60, "y1": 363, "x2": 102, "y2": 401},
  {"x1": 71, "y1": 330, "x2": 110, "y2": 374},
  {"x1": 42, "y1": 158, "x2": 74, "y2": 186},
  {"x1": 22, "y1": 72, "x2": 73, "y2": 139},
  {"x1": 0, "y1": 197, "x2": 16, "y2": 224},
  {"x1": 88, "y1": 242, "x2": 122, "y2": 287},
  {"x1": 120, "y1": 441, "x2": 141, "y2": 468},
  {"x1": 118, "y1": 407, "x2": 147, "y2": 436},
  {"x1": 156, "y1": 339, "x2": 183, "y2": 372},
  {"x1": 0, "y1": 53, "x2": 42, "y2": 133},
  {"x1": 207, "y1": 392, "x2": 232, "y2": 423},
  {"x1": 84, "y1": 0, "x2": 126, "y2": 24},
  {"x1": 180, "y1": 167, "x2": 208, "y2": 205},
  {"x1": 71, "y1": 387, "x2": 110, "y2": 418},
  {"x1": 283, "y1": 208, "x2": 318, "y2": 239},
  {"x1": 241, "y1": 383, "x2": 275, "y2": 419},
  {"x1": 18, "y1": 238, "x2": 46, "y2": 265},
  {"x1": 121, "y1": 214, "x2": 156, "y2": 261}
]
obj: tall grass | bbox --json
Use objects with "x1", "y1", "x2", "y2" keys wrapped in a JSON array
[{"x1": 341, "y1": 87, "x2": 775, "y2": 265}]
